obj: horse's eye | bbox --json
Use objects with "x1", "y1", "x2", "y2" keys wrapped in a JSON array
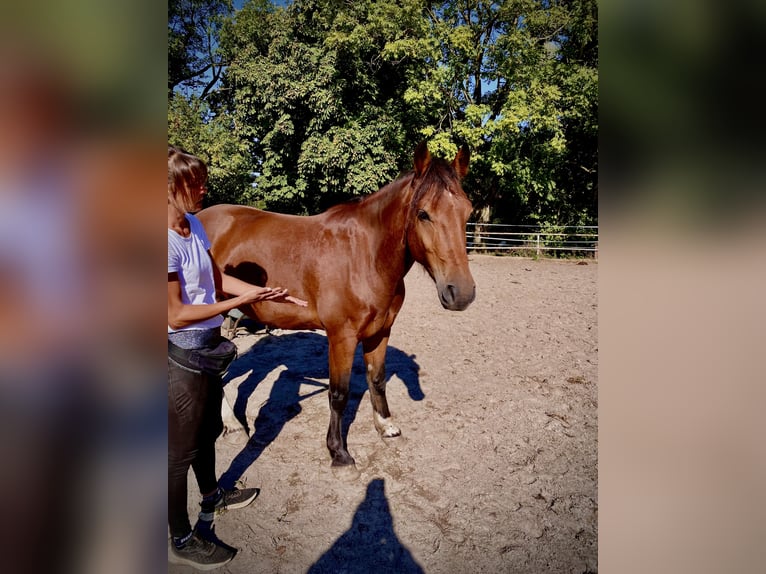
[{"x1": 417, "y1": 209, "x2": 430, "y2": 222}]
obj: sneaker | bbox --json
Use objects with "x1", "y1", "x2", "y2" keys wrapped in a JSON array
[
  {"x1": 215, "y1": 486, "x2": 259, "y2": 512},
  {"x1": 169, "y1": 532, "x2": 234, "y2": 570}
]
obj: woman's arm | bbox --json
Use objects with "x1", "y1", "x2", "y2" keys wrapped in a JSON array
[
  {"x1": 219, "y1": 271, "x2": 262, "y2": 298},
  {"x1": 210, "y1": 251, "x2": 308, "y2": 307},
  {"x1": 168, "y1": 272, "x2": 286, "y2": 330}
]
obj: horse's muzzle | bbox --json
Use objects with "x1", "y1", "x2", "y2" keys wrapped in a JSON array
[{"x1": 438, "y1": 281, "x2": 476, "y2": 311}]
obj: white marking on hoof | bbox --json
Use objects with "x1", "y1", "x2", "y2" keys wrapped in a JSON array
[
  {"x1": 221, "y1": 396, "x2": 249, "y2": 437},
  {"x1": 374, "y1": 412, "x2": 401, "y2": 438}
]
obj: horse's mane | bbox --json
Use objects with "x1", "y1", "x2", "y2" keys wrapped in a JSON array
[
  {"x1": 322, "y1": 171, "x2": 412, "y2": 218},
  {"x1": 322, "y1": 158, "x2": 462, "y2": 220}
]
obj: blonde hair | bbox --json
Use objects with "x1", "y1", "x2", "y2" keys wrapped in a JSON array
[{"x1": 168, "y1": 145, "x2": 208, "y2": 213}]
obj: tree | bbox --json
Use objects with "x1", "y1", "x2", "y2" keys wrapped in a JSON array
[
  {"x1": 416, "y1": 0, "x2": 598, "y2": 226},
  {"x1": 168, "y1": 0, "x2": 234, "y2": 98},
  {"x1": 168, "y1": 0, "x2": 598, "y2": 227},
  {"x1": 219, "y1": 0, "x2": 436, "y2": 213},
  {"x1": 168, "y1": 93, "x2": 256, "y2": 205}
]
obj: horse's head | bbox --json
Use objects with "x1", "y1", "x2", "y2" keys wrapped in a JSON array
[{"x1": 406, "y1": 142, "x2": 476, "y2": 311}]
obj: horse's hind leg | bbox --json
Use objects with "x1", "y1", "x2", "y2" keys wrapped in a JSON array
[
  {"x1": 363, "y1": 331, "x2": 401, "y2": 438},
  {"x1": 221, "y1": 393, "x2": 248, "y2": 437},
  {"x1": 326, "y1": 333, "x2": 357, "y2": 467}
]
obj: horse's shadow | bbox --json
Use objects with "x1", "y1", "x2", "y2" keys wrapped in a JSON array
[
  {"x1": 308, "y1": 478, "x2": 424, "y2": 573},
  {"x1": 219, "y1": 330, "x2": 422, "y2": 488}
]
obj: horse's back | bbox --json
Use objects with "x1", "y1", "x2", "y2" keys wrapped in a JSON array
[
  {"x1": 199, "y1": 204, "x2": 292, "y2": 243},
  {"x1": 199, "y1": 204, "x2": 305, "y2": 263}
]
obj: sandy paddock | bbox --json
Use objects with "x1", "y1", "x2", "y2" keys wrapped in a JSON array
[{"x1": 171, "y1": 254, "x2": 598, "y2": 573}]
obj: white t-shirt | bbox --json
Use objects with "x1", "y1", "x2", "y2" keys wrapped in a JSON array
[{"x1": 167, "y1": 213, "x2": 224, "y2": 332}]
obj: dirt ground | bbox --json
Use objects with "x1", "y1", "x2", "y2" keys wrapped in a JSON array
[{"x1": 171, "y1": 254, "x2": 598, "y2": 573}]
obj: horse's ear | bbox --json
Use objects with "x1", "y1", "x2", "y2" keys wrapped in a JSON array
[
  {"x1": 413, "y1": 141, "x2": 431, "y2": 177},
  {"x1": 452, "y1": 145, "x2": 470, "y2": 180}
]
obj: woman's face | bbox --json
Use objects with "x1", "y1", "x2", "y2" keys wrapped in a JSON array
[
  {"x1": 189, "y1": 181, "x2": 207, "y2": 213},
  {"x1": 171, "y1": 180, "x2": 206, "y2": 214}
]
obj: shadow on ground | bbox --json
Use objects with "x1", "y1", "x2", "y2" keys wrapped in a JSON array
[
  {"x1": 308, "y1": 478, "x2": 424, "y2": 574},
  {"x1": 219, "y1": 331, "x2": 422, "y2": 488}
]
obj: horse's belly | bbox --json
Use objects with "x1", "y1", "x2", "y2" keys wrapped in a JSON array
[{"x1": 247, "y1": 302, "x2": 323, "y2": 331}]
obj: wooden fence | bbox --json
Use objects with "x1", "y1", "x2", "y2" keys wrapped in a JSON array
[{"x1": 466, "y1": 223, "x2": 598, "y2": 258}]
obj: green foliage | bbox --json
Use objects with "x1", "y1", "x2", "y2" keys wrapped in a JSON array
[
  {"x1": 167, "y1": 0, "x2": 597, "y2": 225},
  {"x1": 423, "y1": 0, "x2": 598, "y2": 227},
  {"x1": 216, "y1": 0, "x2": 435, "y2": 213},
  {"x1": 168, "y1": 93, "x2": 255, "y2": 205}
]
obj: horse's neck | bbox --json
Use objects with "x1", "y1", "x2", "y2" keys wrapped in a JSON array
[{"x1": 361, "y1": 176, "x2": 416, "y2": 278}]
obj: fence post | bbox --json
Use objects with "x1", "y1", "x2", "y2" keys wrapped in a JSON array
[{"x1": 536, "y1": 233, "x2": 540, "y2": 257}]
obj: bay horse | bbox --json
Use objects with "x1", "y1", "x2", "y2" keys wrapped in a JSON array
[{"x1": 198, "y1": 142, "x2": 476, "y2": 468}]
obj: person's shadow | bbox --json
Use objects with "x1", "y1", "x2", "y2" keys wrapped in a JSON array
[
  {"x1": 219, "y1": 331, "x2": 423, "y2": 488},
  {"x1": 308, "y1": 478, "x2": 424, "y2": 573}
]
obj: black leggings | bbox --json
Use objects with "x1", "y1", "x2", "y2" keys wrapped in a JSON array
[{"x1": 167, "y1": 357, "x2": 223, "y2": 538}]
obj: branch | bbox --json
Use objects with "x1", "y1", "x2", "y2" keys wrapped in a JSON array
[
  {"x1": 201, "y1": 56, "x2": 231, "y2": 99},
  {"x1": 199, "y1": 27, "x2": 222, "y2": 100},
  {"x1": 489, "y1": 81, "x2": 509, "y2": 121},
  {"x1": 535, "y1": 22, "x2": 568, "y2": 44},
  {"x1": 170, "y1": 62, "x2": 213, "y2": 91},
  {"x1": 200, "y1": 66, "x2": 222, "y2": 101}
]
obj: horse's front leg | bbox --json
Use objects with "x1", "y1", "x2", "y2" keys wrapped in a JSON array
[
  {"x1": 363, "y1": 330, "x2": 401, "y2": 438},
  {"x1": 326, "y1": 333, "x2": 357, "y2": 467}
]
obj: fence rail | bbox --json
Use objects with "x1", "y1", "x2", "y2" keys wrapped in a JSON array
[{"x1": 466, "y1": 223, "x2": 598, "y2": 258}]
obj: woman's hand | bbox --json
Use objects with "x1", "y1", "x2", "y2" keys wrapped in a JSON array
[
  {"x1": 267, "y1": 287, "x2": 309, "y2": 307},
  {"x1": 216, "y1": 262, "x2": 309, "y2": 308},
  {"x1": 283, "y1": 294, "x2": 309, "y2": 307},
  {"x1": 237, "y1": 287, "x2": 308, "y2": 307}
]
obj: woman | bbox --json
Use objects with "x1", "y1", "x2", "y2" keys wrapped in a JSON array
[{"x1": 167, "y1": 146, "x2": 306, "y2": 569}]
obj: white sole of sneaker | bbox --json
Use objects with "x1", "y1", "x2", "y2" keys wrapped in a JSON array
[{"x1": 168, "y1": 543, "x2": 234, "y2": 571}]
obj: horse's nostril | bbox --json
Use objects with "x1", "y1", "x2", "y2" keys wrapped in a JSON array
[
  {"x1": 446, "y1": 284, "x2": 456, "y2": 304},
  {"x1": 439, "y1": 281, "x2": 475, "y2": 310}
]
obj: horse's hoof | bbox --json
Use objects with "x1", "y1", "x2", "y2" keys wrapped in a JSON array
[
  {"x1": 331, "y1": 452, "x2": 356, "y2": 467},
  {"x1": 221, "y1": 428, "x2": 249, "y2": 446},
  {"x1": 381, "y1": 425, "x2": 401, "y2": 438},
  {"x1": 331, "y1": 463, "x2": 360, "y2": 482},
  {"x1": 374, "y1": 413, "x2": 401, "y2": 438},
  {"x1": 222, "y1": 423, "x2": 249, "y2": 437}
]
